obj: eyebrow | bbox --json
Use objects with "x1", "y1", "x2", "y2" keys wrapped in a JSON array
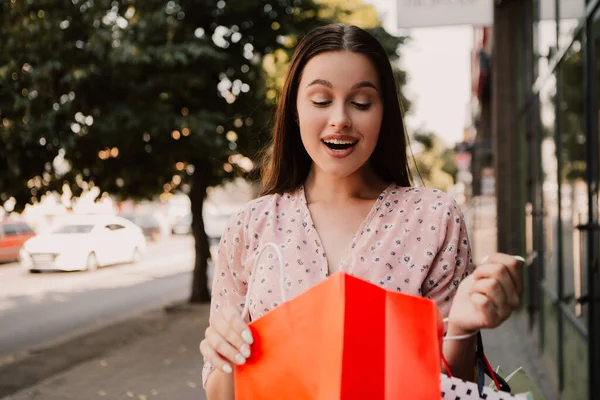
[{"x1": 306, "y1": 79, "x2": 379, "y2": 92}]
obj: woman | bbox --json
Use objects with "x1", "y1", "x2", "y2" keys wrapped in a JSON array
[{"x1": 200, "y1": 24, "x2": 524, "y2": 399}]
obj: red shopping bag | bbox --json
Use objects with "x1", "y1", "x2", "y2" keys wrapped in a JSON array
[{"x1": 234, "y1": 272, "x2": 444, "y2": 400}]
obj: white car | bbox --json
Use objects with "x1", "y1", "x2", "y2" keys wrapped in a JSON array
[
  {"x1": 203, "y1": 205, "x2": 240, "y2": 240},
  {"x1": 20, "y1": 216, "x2": 147, "y2": 273}
]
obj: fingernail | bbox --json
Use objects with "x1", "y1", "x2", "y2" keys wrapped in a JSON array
[
  {"x1": 515, "y1": 255, "x2": 526, "y2": 264},
  {"x1": 240, "y1": 344, "x2": 251, "y2": 358},
  {"x1": 234, "y1": 354, "x2": 246, "y2": 365},
  {"x1": 481, "y1": 255, "x2": 489, "y2": 263},
  {"x1": 222, "y1": 364, "x2": 232, "y2": 374},
  {"x1": 241, "y1": 329, "x2": 254, "y2": 345}
]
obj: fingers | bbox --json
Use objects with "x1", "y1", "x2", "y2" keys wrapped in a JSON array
[
  {"x1": 469, "y1": 292, "x2": 501, "y2": 328},
  {"x1": 485, "y1": 253, "x2": 525, "y2": 295},
  {"x1": 473, "y1": 254, "x2": 523, "y2": 310},
  {"x1": 200, "y1": 335, "x2": 234, "y2": 374},
  {"x1": 206, "y1": 325, "x2": 247, "y2": 368},
  {"x1": 200, "y1": 306, "x2": 254, "y2": 374},
  {"x1": 212, "y1": 310, "x2": 252, "y2": 360},
  {"x1": 451, "y1": 253, "x2": 526, "y2": 333},
  {"x1": 471, "y1": 276, "x2": 509, "y2": 313},
  {"x1": 221, "y1": 306, "x2": 254, "y2": 345}
]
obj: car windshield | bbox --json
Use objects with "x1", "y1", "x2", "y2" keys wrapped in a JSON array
[
  {"x1": 53, "y1": 224, "x2": 95, "y2": 234},
  {"x1": 132, "y1": 215, "x2": 158, "y2": 226}
]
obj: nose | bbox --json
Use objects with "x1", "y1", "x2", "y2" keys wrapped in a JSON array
[{"x1": 329, "y1": 104, "x2": 352, "y2": 130}]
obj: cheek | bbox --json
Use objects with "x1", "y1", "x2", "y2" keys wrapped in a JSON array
[
  {"x1": 354, "y1": 110, "x2": 383, "y2": 143},
  {"x1": 298, "y1": 104, "x2": 327, "y2": 136}
]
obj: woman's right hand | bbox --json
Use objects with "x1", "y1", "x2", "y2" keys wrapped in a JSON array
[{"x1": 200, "y1": 305, "x2": 254, "y2": 374}]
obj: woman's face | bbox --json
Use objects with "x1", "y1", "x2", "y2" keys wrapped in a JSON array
[{"x1": 296, "y1": 51, "x2": 384, "y2": 179}]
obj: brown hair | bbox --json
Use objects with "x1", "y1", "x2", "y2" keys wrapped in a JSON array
[{"x1": 260, "y1": 24, "x2": 412, "y2": 195}]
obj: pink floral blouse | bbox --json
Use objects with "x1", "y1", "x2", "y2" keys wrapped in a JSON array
[{"x1": 202, "y1": 184, "x2": 474, "y2": 387}]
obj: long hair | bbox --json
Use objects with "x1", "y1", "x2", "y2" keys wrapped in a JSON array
[{"x1": 260, "y1": 24, "x2": 413, "y2": 196}]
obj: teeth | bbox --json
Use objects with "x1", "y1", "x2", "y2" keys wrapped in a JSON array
[{"x1": 323, "y1": 139, "x2": 356, "y2": 144}]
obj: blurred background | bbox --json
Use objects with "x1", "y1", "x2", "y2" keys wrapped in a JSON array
[{"x1": 0, "y1": 0, "x2": 598, "y2": 399}]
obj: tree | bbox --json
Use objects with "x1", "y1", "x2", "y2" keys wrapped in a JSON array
[
  {"x1": 262, "y1": 0, "x2": 410, "y2": 110},
  {"x1": 0, "y1": 0, "x2": 409, "y2": 303},
  {"x1": 0, "y1": 1, "x2": 107, "y2": 208},
  {"x1": 1, "y1": 0, "x2": 328, "y2": 302},
  {"x1": 411, "y1": 132, "x2": 456, "y2": 192}
]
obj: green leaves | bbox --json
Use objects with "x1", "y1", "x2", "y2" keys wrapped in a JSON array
[{"x1": 1, "y1": 0, "x2": 409, "y2": 211}]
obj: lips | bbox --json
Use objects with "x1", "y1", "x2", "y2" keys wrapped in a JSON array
[
  {"x1": 321, "y1": 135, "x2": 359, "y2": 151},
  {"x1": 320, "y1": 134, "x2": 359, "y2": 159}
]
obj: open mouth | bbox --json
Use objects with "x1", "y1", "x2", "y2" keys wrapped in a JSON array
[{"x1": 321, "y1": 139, "x2": 358, "y2": 151}]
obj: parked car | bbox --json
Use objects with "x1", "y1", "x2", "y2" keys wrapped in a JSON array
[
  {"x1": 0, "y1": 221, "x2": 36, "y2": 263},
  {"x1": 171, "y1": 214, "x2": 192, "y2": 235},
  {"x1": 19, "y1": 215, "x2": 146, "y2": 273},
  {"x1": 120, "y1": 213, "x2": 162, "y2": 241},
  {"x1": 203, "y1": 206, "x2": 239, "y2": 241}
]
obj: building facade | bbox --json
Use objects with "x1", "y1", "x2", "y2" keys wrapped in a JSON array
[
  {"x1": 394, "y1": 0, "x2": 598, "y2": 396},
  {"x1": 481, "y1": 1, "x2": 600, "y2": 398},
  {"x1": 528, "y1": 2, "x2": 599, "y2": 398}
]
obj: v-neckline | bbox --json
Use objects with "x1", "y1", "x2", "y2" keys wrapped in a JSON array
[{"x1": 298, "y1": 183, "x2": 393, "y2": 276}]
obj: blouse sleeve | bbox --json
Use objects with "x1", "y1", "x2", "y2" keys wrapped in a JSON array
[
  {"x1": 202, "y1": 207, "x2": 250, "y2": 389},
  {"x1": 421, "y1": 198, "x2": 475, "y2": 318}
]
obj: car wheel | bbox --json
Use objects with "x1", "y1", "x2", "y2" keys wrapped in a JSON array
[
  {"x1": 86, "y1": 253, "x2": 98, "y2": 272},
  {"x1": 131, "y1": 247, "x2": 141, "y2": 264}
]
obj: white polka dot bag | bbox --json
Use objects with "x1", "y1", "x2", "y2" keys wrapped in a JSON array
[{"x1": 441, "y1": 332, "x2": 534, "y2": 399}]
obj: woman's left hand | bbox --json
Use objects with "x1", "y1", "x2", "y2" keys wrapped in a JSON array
[{"x1": 447, "y1": 253, "x2": 525, "y2": 335}]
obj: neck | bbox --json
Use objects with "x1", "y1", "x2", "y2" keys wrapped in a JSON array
[{"x1": 304, "y1": 165, "x2": 388, "y2": 204}]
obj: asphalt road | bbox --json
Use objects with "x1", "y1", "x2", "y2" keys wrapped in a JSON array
[{"x1": 0, "y1": 235, "x2": 213, "y2": 359}]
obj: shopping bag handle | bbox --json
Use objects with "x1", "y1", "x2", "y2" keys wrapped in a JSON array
[
  {"x1": 440, "y1": 324, "x2": 511, "y2": 395},
  {"x1": 440, "y1": 317, "x2": 479, "y2": 378},
  {"x1": 241, "y1": 242, "x2": 286, "y2": 321},
  {"x1": 476, "y1": 331, "x2": 512, "y2": 394}
]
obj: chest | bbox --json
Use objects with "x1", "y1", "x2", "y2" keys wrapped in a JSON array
[
  {"x1": 307, "y1": 202, "x2": 374, "y2": 273},
  {"x1": 256, "y1": 200, "x2": 444, "y2": 283},
  {"x1": 246, "y1": 210, "x2": 443, "y2": 320},
  {"x1": 242, "y1": 188, "x2": 454, "y2": 321}
]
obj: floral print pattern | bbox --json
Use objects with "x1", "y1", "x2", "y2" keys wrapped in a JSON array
[{"x1": 202, "y1": 184, "x2": 474, "y2": 387}]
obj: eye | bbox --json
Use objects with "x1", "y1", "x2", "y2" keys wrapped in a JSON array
[
  {"x1": 352, "y1": 101, "x2": 371, "y2": 110},
  {"x1": 311, "y1": 100, "x2": 331, "y2": 107}
]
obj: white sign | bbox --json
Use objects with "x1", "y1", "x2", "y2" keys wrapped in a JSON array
[
  {"x1": 396, "y1": 0, "x2": 585, "y2": 29},
  {"x1": 540, "y1": 0, "x2": 585, "y2": 20},
  {"x1": 396, "y1": 0, "x2": 493, "y2": 29}
]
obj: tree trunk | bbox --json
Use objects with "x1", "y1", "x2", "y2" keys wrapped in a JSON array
[{"x1": 189, "y1": 159, "x2": 212, "y2": 303}]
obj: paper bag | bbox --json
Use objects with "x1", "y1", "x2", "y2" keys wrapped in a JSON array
[
  {"x1": 489, "y1": 367, "x2": 547, "y2": 400},
  {"x1": 234, "y1": 272, "x2": 444, "y2": 400},
  {"x1": 442, "y1": 374, "x2": 534, "y2": 400}
]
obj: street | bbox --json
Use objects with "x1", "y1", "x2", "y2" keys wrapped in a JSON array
[{"x1": 0, "y1": 235, "x2": 211, "y2": 360}]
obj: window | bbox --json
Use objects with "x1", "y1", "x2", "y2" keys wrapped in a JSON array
[
  {"x1": 540, "y1": 73, "x2": 559, "y2": 293},
  {"x1": 2, "y1": 225, "x2": 19, "y2": 236},
  {"x1": 557, "y1": 33, "x2": 587, "y2": 319},
  {"x1": 53, "y1": 224, "x2": 94, "y2": 234},
  {"x1": 17, "y1": 223, "x2": 34, "y2": 234}
]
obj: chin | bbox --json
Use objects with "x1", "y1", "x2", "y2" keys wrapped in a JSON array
[
  {"x1": 306, "y1": 146, "x2": 373, "y2": 179},
  {"x1": 314, "y1": 160, "x2": 365, "y2": 179}
]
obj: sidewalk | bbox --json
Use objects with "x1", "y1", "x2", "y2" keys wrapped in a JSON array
[
  {"x1": 1, "y1": 304, "x2": 210, "y2": 400},
  {"x1": 465, "y1": 196, "x2": 559, "y2": 400},
  {"x1": 481, "y1": 314, "x2": 559, "y2": 400}
]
